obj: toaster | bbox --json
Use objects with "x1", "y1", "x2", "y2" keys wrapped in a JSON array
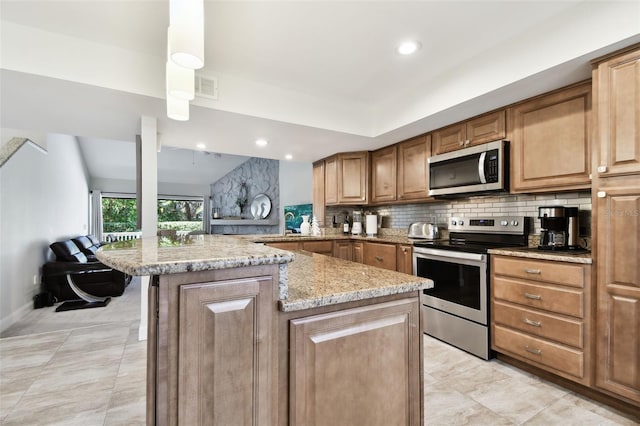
[{"x1": 408, "y1": 222, "x2": 440, "y2": 240}]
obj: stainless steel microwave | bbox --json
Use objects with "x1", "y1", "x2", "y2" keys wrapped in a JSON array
[{"x1": 428, "y1": 140, "x2": 508, "y2": 197}]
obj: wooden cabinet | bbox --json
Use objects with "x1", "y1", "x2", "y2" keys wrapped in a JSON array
[
  {"x1": 312, "y1": 161, "x2": 326, "y2": 226},
  {"x1": 593, "y1": 175, "x2": 640, "y2": 404},
  {"x1": 433, "y1": 110, "x2": 505, "y2": 154},
  {"x1": 396, "y1": 245, "x2": 413, "y2": 275},
  {"x1": 333, "y1": 241, "x2": 352, "y2": 261},
  {"x1": 352, "y1": 242, "x2": 364, "y2": 263},
  {"x1": 491, "y1": 256, "x2": 592, "y2": 385},
  {"x1": 363, "y1": 242, "x2": 397, "y2": 271},
  {"x1": 324, "y1": 152, "x2": 369, "y2": 205},
  {"x1": 508, "y1": 82, "x2": 592, "y2": 193},
  {"x1": 289, "y1": 298, "x2": 422, "y2": 426},
  {"x1": 301, "y1": 240, "x2": 333, "y2": 255},
  {"x1": 593, "y1": 46, "x2": 640, "y2": 177},
  {"x1": 397, "y1": 135, "x2": 431, "y2": 201},
  {"x1": 371, "y1": 145, "x2": 397, "y2": 203},
  {"x1": 149, "y1": 268, "x2": 278, "y2": 425},
  {"x1": 267, "y1": 241, "x2": 300, "y2": 251}
]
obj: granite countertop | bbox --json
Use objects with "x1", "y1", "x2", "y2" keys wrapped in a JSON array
[
  {"x1": 488, "y1": 247, "x2": 593, "y2": 264},
  {"x1": 96, "y1": 234, "x2": 295, "y2": 276},
  {"x1": 245, "y1": 233, "x2": 415, "y2": 245},
  {"x1": 281, "y1": 250, "x2": 433, "y2": 312}
]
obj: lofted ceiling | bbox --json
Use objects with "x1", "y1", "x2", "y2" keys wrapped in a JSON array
[{"x1": 1, "y1": 1, "x2": 639, "y2": 164}]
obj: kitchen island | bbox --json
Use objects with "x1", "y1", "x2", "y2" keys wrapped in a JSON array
[{"x1": 97, "y1": 234, "x2": 432, "y2": 426}]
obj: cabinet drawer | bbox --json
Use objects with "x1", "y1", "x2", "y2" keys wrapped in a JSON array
[
  {"x1": 493, "y1": 277, "x2": 583, "y2": 318},
  {"x1": 301, "y1": 241, "x2": 334, "y2": 254},
  {"x1": 493, "y1": 301, "x2": 583, "y2": 348},
  {"x1": 363, "y1": 243, "x2": 397, "y2": 271},
  {"x1": 493, "y1": 325, "x2": 584, "y2": 379},
  {"x1": 493, "y1": 256, "x2": 585, "y2": 288}
]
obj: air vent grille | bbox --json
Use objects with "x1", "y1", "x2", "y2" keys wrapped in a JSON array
[{"x1": 195, "y1": 75, "x2": 218, "y2": 100}]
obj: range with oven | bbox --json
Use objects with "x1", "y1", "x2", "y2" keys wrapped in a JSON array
[{"x1": 412, "y1": 216, "x2": 530, "y2": 359}]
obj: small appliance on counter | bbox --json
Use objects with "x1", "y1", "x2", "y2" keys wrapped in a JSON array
[
  {"x1": 538, "y1": 206, "x2": 583, "y2": 251},
  {"x1": 408, "y1": 222, "x2": 440, "y2": 240},
  {"x1": 351, "y1": 210, "x2": 363, "y2": 236}
]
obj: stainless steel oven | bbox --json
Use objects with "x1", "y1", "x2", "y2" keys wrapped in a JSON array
[{"x1": 413, "y1": 216, "x2": 529, "y2": 360}]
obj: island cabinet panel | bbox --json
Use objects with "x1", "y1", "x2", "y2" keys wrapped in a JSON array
[
  {"x1": 396, "y1": 244, "x2": 413, "y2": 275},
  {"x1": 593, "y1": 46, "x2": 640, "y2": 177},
  {"x1": 397, "y1": 135, "x2": 431, "y2": 201},
  {"x1": 508, "y1": 82, "x2": 592, "y2": 193},
  {"x1": 371, "y1": 145, "x2": 397, "y2": 203},
  {"x1": 289, "y1": 298, "x2": 421, "y2": 426},
  {"x1": 150, "y1": 267, "x2": 278, "y2": 426},
  {"x1": 491, "y1": 256, "x2": 592, "y2": 385},
  {"x1": 312, "y1": 161, "x2": 326, "y2": 226},
  {"x1": 363, "y1": 242, "x2": 397, "y2": 271},
  {"x1": 594, "y1": 175, "x2": 640, "y2": 404}
]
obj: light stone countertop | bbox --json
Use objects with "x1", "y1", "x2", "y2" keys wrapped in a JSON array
[
  {"x1": 242, "y1": 232, "x2": 417, "y2": 245},
  {"x1": 488, "y1": 247, "x2": 593, "y2": 264},
  {"x1": 281, "y1": 250, "x2": 433, "y2": 312}
]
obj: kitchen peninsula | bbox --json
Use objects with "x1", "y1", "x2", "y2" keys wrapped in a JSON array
[{"x1": 97, "y1": 235, "x2": 432, "y2": 426}]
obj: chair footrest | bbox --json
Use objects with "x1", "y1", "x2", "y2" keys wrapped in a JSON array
[{"x1": 55, "y1": 298, "x2": 111, "y2": 312}]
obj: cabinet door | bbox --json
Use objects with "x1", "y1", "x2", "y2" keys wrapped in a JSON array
[
  {"x1": 333, "y1": 241, "x2": 353, "y2": 261},
  {"x1": 396, "y1": 245, "x2": 413, "y2": 274},
  {"x1": 267, "y1": 242, "x2": 300, "y2": 251},
  {"x1": 509, "y1": 82, "x2": 592, "y2": 193},
  {"x1": 338, "y1": 152, "x2": 369, "y2": 204},
  {"x1": 176, "y1": 276, "x2": 274, "y2": 425},
  {"x1": 432, "y1": 122, "x2": 466, "y2": 154},
  {"x1": 594, "y1": 176, "x2": 640, "y2": 404},
  {"x1": 371, "y1": 145, "x2": 397, "y2": 203},
  {"x1": 290, "y1": 298, "x2": 421, "y2": 426},
  {"x1": 352, "y1": 242, "x2": 364, "y2": 263},
  {"x1": 397, "y1": 135, "x2": 431, "y2": 201},
  {"x1": 594, "y1": 47, "x2": 640, "y2": 177},
  {"x1": 312, "y1": 161, "x2": 326, "y2": 225},
  {"x1": 466, "y1": 110, "x2": 506, "y2": 146},
  {"x1": 363, "y1": 242, "x2": 397, "y2": 271},
  {"x1": 301, "y1": 240, "x2": 333, "y2": 255},
  {"x1": 324, "y1": 156, "x2": 338, "y2": 205}
]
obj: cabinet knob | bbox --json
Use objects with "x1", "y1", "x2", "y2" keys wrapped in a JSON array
[
  {"x1": 375, "y1": 256, "x2": 383, "y2": 262},
  {"x1": 597, "y1": 165, "x2": 607, "y2": 173},
  {"x1": 459, "y1": 141, "x2": 464, "y2": 146},
  {"x1": 597, "y1": 191, "x2": 607, "y2": 198},
  {"x1": 465, "y1": 140, "x2": 470, "y2": 146},
  {"x1": 524, "y1": 346, "x2": 542, "y2": 356}
]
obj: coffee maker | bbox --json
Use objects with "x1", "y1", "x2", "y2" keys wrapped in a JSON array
[{"x1": 538, "y1": 206, "x2": 580, "y2": 250}]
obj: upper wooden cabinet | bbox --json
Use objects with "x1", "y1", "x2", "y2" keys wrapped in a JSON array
[
  {"x1": 397, "y1": 135, "x2": 432, "y2": 201},
  {"x1": 593, "y1": 46, "x2": 640, "y2": 177},
  {"x1": 325, "y1": 152, "x2": 369, "y2": 205},
  {"x1": 312, "y1": 161, "x2": 325, "y2": 226},
  {"x1": 508, "y1": 82, "x2": 592, "y2": 193},
  {"x1": 371, "y1": 145, "x2": 397, "y2": 203},
  {"x1": 433, "y1": 110, "x2": 506, "y2": 155}
]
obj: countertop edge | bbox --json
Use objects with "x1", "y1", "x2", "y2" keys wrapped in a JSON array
[{"x1": 488, "y1": 248, "x2": 593, "y2": 264}]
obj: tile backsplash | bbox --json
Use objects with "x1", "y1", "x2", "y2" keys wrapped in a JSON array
[{"x1": 326, "y1": 191, "x2": 592, "y2": 237}]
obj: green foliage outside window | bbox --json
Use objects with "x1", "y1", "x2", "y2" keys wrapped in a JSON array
[{"x1": 102, "y1": 197, "x2": 204, "y2": 232}]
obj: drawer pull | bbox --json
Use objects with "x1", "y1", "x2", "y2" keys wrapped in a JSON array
[
  {"x1": 525, "y1": 346, "x2": 542, "y2": 356},
  {"x1": 524, "y1": 268, "x2": 541, "y2": 275},
  {"x1": 375, "y1": 256, "x2": 383, "y2": 262},
  {"x1": 523, "y1": 318, "x2": 541, "y2": 327},
  {"x1": 524, "y1": 293, "x2": 542, "y2": 300}
]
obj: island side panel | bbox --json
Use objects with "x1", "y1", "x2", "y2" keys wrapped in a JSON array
[{"x1": 150, "y1": 265, "x2": 280, "y2": 426}]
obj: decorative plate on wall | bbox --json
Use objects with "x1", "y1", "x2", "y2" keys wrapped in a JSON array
[{"x1": 250, "y1": 194, "x2": 271, "y2": 219}]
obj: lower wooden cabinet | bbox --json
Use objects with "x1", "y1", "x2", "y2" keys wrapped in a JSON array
[
  {"x1": 363, "y1": 242, "x2": 397, "y2": 271},
  {"x1": 491, "y1": 255, "x2": 592, "y2": 385},
  {"x1": 301, "y1": 240, "x2": 333, "y2": 255},
  {"x1": 397, "y1": 244, "x2": 413, "y2": 275},
  {"x1": 333, "y1": 241, "x2": 353, "y2": 261},
  {"x1": 149, "y1": 267, "x2": 278, "y2": 426},
  {"x1": 289, "y1": 298, "x2": 422, "y2": 426},
  {"x1": 353, "y1": 242, "x2": 364, "y2": 263}
]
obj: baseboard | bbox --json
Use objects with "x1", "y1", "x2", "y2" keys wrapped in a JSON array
[
  {"x1": 138, "y1": 324, "x2": 147, "y2": 341},
  {"x1": 0, "y1": 300, "x2": 33, "y2": 334}
]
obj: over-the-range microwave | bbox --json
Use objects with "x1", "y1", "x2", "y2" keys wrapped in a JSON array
[{"x1": 427, "y1": 140, "x2": 509, "y2": 197}]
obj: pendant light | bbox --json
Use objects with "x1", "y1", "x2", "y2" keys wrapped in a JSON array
[
  {"x1": 166, "y1": 94, "x2": 189, "y2": 121},
  {"x1": 169, "y1": 0, "x2": 204, "y2": 70},
  {"x1": 166, "y1": 27, "x2": 195, "y2": 101}
]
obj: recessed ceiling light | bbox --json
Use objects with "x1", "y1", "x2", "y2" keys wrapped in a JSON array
[
  {"x1": 196, "y1": 143, "x2": 206, "y2": 150},
  {"x1": 255, "y1": 139, "x2": 268, "y2": 147},
  {"x1": 285, "y1": 154, "x2": 293, "y2": 160},
  {"x1": 397, "y1": 40, "x2": 421, "y2": 55}
]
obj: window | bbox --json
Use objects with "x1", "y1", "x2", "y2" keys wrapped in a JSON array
[
  {"x1": 157, "y1": 197, "x2": 203, "y2": 232},
  {"x1": 102, "y1": 195, "x2": 137, "y2": 233}
]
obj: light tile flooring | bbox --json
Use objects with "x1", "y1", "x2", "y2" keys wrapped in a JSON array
[{"x1": 1, "y1": 281, "x2": 638, "y2": 425}]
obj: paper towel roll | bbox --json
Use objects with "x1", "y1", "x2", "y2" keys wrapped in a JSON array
[{"x1": 366, "y1": 215, "x2": 377, "y2": 236}]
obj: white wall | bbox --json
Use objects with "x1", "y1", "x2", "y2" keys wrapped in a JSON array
[
  {"x1": 279, "y1": 161, "x2": 313, "y2": 233},
  {"x1": 91, "y1": 177, "x2": 208, "y2": 198},
  {"x1": 0, "y1": 134, "x2": 90, "y2": 332}
]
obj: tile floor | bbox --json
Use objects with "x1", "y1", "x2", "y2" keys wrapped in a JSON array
[{"x1": 1, "y1": 280, "x2": 638, "y2": 425}]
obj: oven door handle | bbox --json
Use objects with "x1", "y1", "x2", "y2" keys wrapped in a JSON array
[{"x1": 413, "y1": 247, "x2": 485, "y2": 262}]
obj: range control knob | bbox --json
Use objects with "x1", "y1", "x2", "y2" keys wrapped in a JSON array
[
  {"x1": 511, "y1": 220, "x2": 519, "y2": 226},
  {"x1": 500, "y1": 220, "x2": 508, "y2": 226},
  {"x1": 458, "y1": 220, "x2": 464, "y2": 226},
  {"x1": 451, "y1": 220, "x2": 457, "y2": 226}
]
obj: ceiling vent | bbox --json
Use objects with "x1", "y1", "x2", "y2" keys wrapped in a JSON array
[{"x1": 194, "y1": 74, "x2": 218, "y2": 100}]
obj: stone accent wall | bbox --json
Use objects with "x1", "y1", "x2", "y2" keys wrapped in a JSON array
[{"x1": 210, "y1": 157, "x2": 279, "y2": 234}]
